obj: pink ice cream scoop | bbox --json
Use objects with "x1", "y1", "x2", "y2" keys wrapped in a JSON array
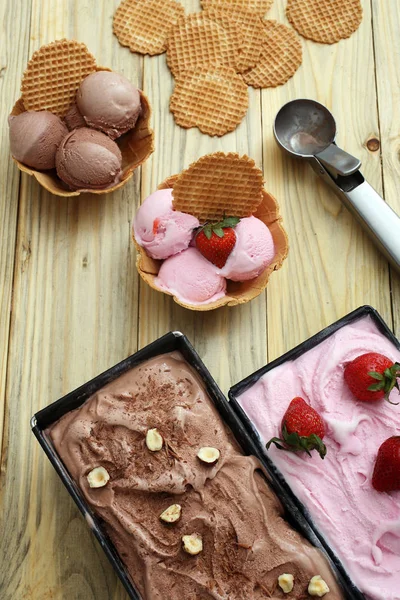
[
  {"x1": 238, "y1": 316, "x2": 400, "y2": 600},
  {"x1": 155, "y1": 247, "x2": 226, "y2": 305},
  {"x1": 133, "y1": 189, "x2": 199, "y2": 260},
  {"x1": 218, "y1": 216, "x2": 275, "y2": 281},
  {"x1": 76, "y1": 71, "x2": 142, "y2": 140}
]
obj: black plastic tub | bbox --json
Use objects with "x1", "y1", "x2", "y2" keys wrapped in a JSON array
[
  {"x1": 229, "y1": 305, "x2": 400, "y2": 600},
  {"x1": 32, "y1": 330, "x2": 362, "y2": 600}
]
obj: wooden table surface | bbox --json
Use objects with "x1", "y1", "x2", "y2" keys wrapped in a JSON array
[{"x1": 1, "y1": 0, "x2": 399, "y2": 598}]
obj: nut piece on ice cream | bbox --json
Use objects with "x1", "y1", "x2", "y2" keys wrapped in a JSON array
[
  {"x1": 77, "y1": 71, "x2": 142, "y2": 140},
  {"x1": 133, "y1": 189, "x2": 199, "y2": 260},
  {"x1": 155, "y1": 247, "x2": 227, "y2": 306},
  {"x1": 197, "y1": 447, "x2": 220, "y2": 464},
  {"x1": 308, "y1": 575, "x2": 330, "y2": 597},
  {"x1": 218, "y1": 216, "x2": 275, "y2": 281},
  {"x1": 146, "y1": 428, "x2": 163, "y2": 451},
  {"x1": 182, "y1": 533, "x2": 203, "y2": 556},
  {"x1": 160, "y1": 504, "x2": 182, "y2": 524},
  {"x1": 87, "y1": 466, "x2": 110, "y2": 488},
  {"x1": 56, "y1": 127, "x2": 122, "y2": 191},
  {"x1": 9, "y1": 111, "x2": 68, "y2": 170},
  {"x1": 278, "y1": 573, "x2": 294, "y2": 593}
]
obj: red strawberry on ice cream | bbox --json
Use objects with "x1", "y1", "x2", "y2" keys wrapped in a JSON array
[{"x1": 267, "y1": 397, "x2": 327, "y2": 459}]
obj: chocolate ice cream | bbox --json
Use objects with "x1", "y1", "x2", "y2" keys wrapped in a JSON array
[
  {"x1": 76, "y1": 71, "x2": 142, "y2": 140},
  {"x1": 9, "y1": 110, "x2": 68, "y2": 170},
  {"x1": 56, "y1": 127, "x2": 122, "y2": 190},
  {"x1": 64, "y1": 103, "x2": 86, "y2": 131},
  {"x1": 49, "y1": 352, "x2": 343, "y2": 600}
]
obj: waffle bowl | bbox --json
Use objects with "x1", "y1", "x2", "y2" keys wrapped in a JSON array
[
  {"x1": 132, "y1": 154, "x2": 289, "y2": 311},
  {"x1": 10, "y1": 40, "x2": 154, "y2": 197}
]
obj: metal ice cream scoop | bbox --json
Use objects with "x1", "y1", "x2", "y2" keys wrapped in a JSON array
[{"x1": 274, "y1": 99, "x2": 400, "y2": 272}]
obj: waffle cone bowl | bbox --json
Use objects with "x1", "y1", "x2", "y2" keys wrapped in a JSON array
[
  {"x1": 133, "y1": 153, "x2": 289, "y2": 311},
  {"x1": 10, "y1": 40, "x2": 154, "y2": 197}
]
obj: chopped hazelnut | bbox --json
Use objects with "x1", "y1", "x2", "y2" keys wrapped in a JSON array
[
  {"x1": 182, "y1": 533, "x2": 203, "y2": 555},
  {"x1": 308, "y1": 575, "x2": 330, "y2": 597},
  {"x1": 197, "y1": 447, "x2": 220, "y2": 464},
  {"x1": 87, "y1": 467, "x2": 110, "y2": 488},
  {"x1": 146, "y1": 428, "x2": 163, "y2": 451},
  {"x1": 160, "y1": 504, "x2": 182, "y2": 524},
  {"x1": 278, "y1": 573, "x2": 294, "y2": 593}
]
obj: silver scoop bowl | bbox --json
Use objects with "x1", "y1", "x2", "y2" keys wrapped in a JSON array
[{"x1": 274, "y1": 99, "x2": 400, "y2": 272}]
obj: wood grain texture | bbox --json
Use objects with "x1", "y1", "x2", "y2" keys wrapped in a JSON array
[
  {"x1": 371, "y1": 0, "x2": 400, "y2": 338},
  {"x1": 0, "y1": 1, "x2": 141, "y2": 598},
  {"x1": 0, "y1": 0, "x2": 32, "y2": 459},
  {"x1": 0, "y1": 0, "x2": 399, "y2": 599}
]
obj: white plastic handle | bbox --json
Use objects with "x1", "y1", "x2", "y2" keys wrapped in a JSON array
[{"x1": 344, "y1": 181, "x2": 400, "y2": 272}]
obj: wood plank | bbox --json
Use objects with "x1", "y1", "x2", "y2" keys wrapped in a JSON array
[
  {"x1": 0, "y1": 1, "x2": 142, "y2": 598},
  {"x1": 371, "y1": 0, "x2": 400, "y2": 338},
  {"x1": 138, "y1": 0, "x2": 267, "y2": 393},
  {"x1": 264, "y1": 0, "x2": 393, "y2": 360},
  {"x1": 0, "y1": 0, "x2": 32, "y2": 458}
]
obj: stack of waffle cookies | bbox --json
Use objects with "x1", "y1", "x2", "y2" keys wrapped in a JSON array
[{"x1": 114, "y1": 0, "x2": 303, "y2": 137}]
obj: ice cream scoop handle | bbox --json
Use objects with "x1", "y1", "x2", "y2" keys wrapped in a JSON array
[{"x1": 344, "y1": 182, "x2": 400, "y2": 272}]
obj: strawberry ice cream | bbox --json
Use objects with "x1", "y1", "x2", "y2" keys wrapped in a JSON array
[
  {"x1": 133, "y1": 189, "x2": 199, "y2": 260},
  {"x1": 155, "y1": 247, "x2": 226, "y2": 305},
  {"x1": 218, "y1": 216, "x2": 275, "y2": 281},
  {"x1": 238, "y1": 315, "x2": 400, "y2": 600}
]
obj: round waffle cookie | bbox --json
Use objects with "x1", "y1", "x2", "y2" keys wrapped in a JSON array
[
  {"x1": 243, "y1": 20, "x2": 302, "y2": 88},
  {"x1": 170, "y1": 65, "x2": 248, "y2": 137},
  {"x1": 113, "y1": 0, "x2": 185, "y2": 56},
  {"x1": 166, "y1": 13, "x2": 240, "y2": 78},
  {"x1": 286, "y1": 0, "x2": 363, "y2": 44},
  {"x1": 171, "y1": 153, "x2": 264, "y2": 222},
  {"x1": 201, "y1": 0, "x2": 274, "y2": 17},
  {"x1": 202, "y1": 2, "x2": 265, "y2": 72},
  {"x1": 21, "y1": 39, "x2": 97, "y2": 116}
]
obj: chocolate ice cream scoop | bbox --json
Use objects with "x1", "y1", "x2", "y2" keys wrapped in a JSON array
[
  {"x1": 56, "y1": 127, "x2": 122, "y2": 191},
  {"x1": 76, "y1": 71, "x2": 142, "y2": 140},
  {"x1": 64, "y1": 103, "x2": 86, "y2": 131},
  {"x1": 9, "y1": 110, "x2": 68, "y2": 170}
]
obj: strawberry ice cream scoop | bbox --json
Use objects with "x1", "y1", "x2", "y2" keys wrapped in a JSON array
[
  {"x1": 133, "y1": 189, "x2": 199, "y2": 260},
  {"x1": 155, "y1": 247, "x2": 226, "y2": 305},
  {"x1": 218, "y1": 216, "x2": 275, "y2": 281}
]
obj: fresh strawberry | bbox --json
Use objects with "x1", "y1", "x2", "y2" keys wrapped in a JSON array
[
  {"x1": 372, "y1": 436, "x2": 400, "y2": 492},
  {"x1": 266, "y1": 397, "x2": 327, "y2": 459},
  {"x1": 195, "y1": 217, "x2": 240, "y2": 268},
  {"x1": 344, "y1": 352, "x2": 400, "y2": 404}
]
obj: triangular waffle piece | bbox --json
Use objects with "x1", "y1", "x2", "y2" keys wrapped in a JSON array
[
  {"x1": 21, "y1": 39, "x2": 97, "y2": 116},
  {"x1": 202, "y1": 1, "x2": 265, "y2": 72},
  {"x1": 243, "y1": 20, "x2": 302, "y2": 88},
  {"x1": 170, "y1": 65, "x2": 248, "y2": 137},
  {"x1": 201, "y1": 0, "x2": 274, "y2": 17},
  {"x1": 166, "y1": 13, "x2": 240, "y2": 78},
  {"x1": 171, "y1": 153, "x2": 264, "y2": 222},
  {"x1": 113, "y1": 0, "x2": 185, "y2": 55},
  {"x1": 287, "y1": 0, "x2": 362, "y2": 44}
]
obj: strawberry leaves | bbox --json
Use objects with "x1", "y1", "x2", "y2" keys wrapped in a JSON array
[
  {"x1": 368, "y1": 363, "x2": 400, "y2": 404},
  {"x1": 267, "y1": 426, "x2": 327, "y2": 459},
  {"x1": 200, "y1": 216, "x2": 240, "y2": 240}
]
